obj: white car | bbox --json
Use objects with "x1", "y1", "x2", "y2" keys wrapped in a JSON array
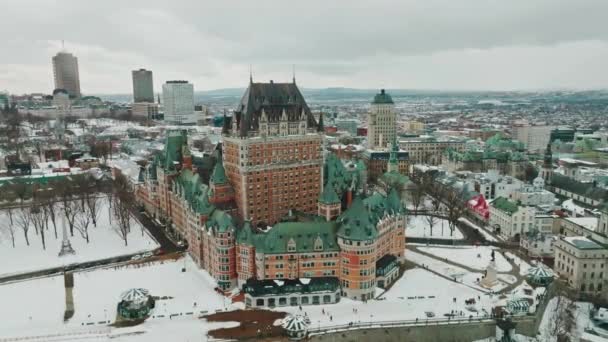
[
  {"x1": 142, "y1": 252, "x2": 153, "y2": 258},
  {"x1": 131, "y1": 254, "x2": 142, "y2": 261}
]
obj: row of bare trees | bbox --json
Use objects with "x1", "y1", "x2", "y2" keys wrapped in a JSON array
[
  {"x1": 409, "y1": 174, "x2": 467, "y2": 237},
  {"x1": 0, "y1": 171, "x2": 136, "y2": 249}
]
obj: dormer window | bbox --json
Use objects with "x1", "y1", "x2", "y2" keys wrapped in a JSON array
[
  {"x1": 314, "y1": 236, "x2": 323, "y2": 251},
  {"x1": 287, "y1": 238, "x2": 296, "y2": 252}
]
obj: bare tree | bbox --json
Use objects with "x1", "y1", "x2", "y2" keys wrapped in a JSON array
[
  {"x1": 112, "y1": 173, "x2": 134, "y2": 246},
  {"x1": 445, "y1": 190, "x2": 466, "y2": 237},
  {"x1": 0, "y1": 212, "x2": 16, "y2": 248},
  {"x1": 6, "y1": 207, "x2": 14, "y2": 225},
  {"x1": 30, "y1": 203, "x2": 48, "y2": 250},
  {"x1": 544, "y1": 282, "x2": 578, "y2": 342},
  {"x1": 63, "y1": 200, "x2": 79, "y2": 237},
  {"x1": 424, "y1": 214, "x2": 438, "y2": 237},
  {"x1": 56, "y1": 181, "x2": 78, "y2": 236},
  {"x1": 43, "y1": 195, "x2": 59, "y2": 239},
  {"x1": 410, "y1": 183, "x2": 425, "y2": 215},
  {"x1": 15, "y1": 206, "x2": 31, "y2": 246},
  {"x1": 85, "y1": 194, "x2": 101, "y2": 227},
  {"x1": 75, "y1": 210, "x2": 92, "y2": 243}
]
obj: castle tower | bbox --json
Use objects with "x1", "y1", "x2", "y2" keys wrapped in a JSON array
[
  {"x1": 318, "y1": 178, "x2": 341, "y2": 221},
  {"x1": 208, "y1": 151, "x2": 235, "y2": 207},
  {"x1": 387, "y1": 137, "x2": 399, "y2": 173},
  {"x1": 223, "y1": 79, "x2": 323, "y2": 225},
  {"x1": 540, "y1": 143, "x2": 553, "y2": 185},
  {"x1": 337, "y1": 196, "x2": 378, "y2": 301}
]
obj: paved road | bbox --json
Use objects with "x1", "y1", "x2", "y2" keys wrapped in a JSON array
[{"x1": 0, "y1": 209, "x2": 184, "y2": 285}]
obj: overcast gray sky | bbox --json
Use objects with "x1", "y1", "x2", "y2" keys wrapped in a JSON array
[{"x1": 2, "y1": 0, "x2": 608, "y2": 94}]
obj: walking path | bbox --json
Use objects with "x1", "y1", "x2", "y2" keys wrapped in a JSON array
[{"x1": 408, "y1": 245, "x2": 525, "y2": 295}]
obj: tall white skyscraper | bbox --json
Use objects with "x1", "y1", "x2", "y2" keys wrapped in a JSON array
[
  {"x1": 162, "y1": 80, "x2": 195, "y2": 125},
  {"x1": 132, "y1": 69, "x2": 154, "y2": 103},
  {"x1": 52, "y1": 51, "x2": 81, "y2": 98},
  {"x1": 367, "y1": 89, "x2": 396, "y2": 150}
]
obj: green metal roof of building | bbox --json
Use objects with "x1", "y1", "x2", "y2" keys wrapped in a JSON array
[
  {"x1": 372, "y1": 89, "x2": 394, "y2": 104},
  {"x1": 551, "y1": 173, "x2": 608, "y2": 202},
  {"x1": 563, "y1": 237, "x2": 605, "y2": 250},
  {"x1": 319, "y1": 181, "x2": 341, "y2": 205},
  {"x1": 206, "y1": 208, "x2": 235, "y2": 233},
  {"x1": 254, "y1": 221, "x2": 339, "y2": 254},
  {"x1": 491, "y1": 197, "x2": 519, "y2": 215},
  {"x1": 210, "y1": 152, "x2": 227, "y2": 185},
  {"x1": 337, "y1": 195, "x2": 378, "y2": 241}
]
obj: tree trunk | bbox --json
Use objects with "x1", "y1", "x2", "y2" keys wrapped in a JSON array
[
  {"x1": 40, "y1": 226, "x2": 46, "y2": 250},
  {"x1": 23, "y1": 230, "x2": 29, "y2": 246}
]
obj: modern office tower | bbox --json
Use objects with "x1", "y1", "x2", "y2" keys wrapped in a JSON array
[
  {"x1": 162, "y1": 80, "x2": 195, "y2": 125},
  {"x1": 52, "y1": 51, "x2": 81, "y2": 98},
  {"x1": 367, "y1": 89, "x2": 395, "y2": 150},
  {"x1": 132, "y1": 69, "x2": 154, "y2": 103},
  {"x1": 222, "y1": 79, "x2": 323, "y2": 225}
]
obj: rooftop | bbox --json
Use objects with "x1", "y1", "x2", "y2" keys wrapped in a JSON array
[
  {"x1": 372, "y1": 89, "x2": 394, "y2": 104},
  {"x1": 562, "y1": 236, "x2": 605, "y2": 250},
  {"x1": 564, "y1": 217, "x2": 598, "y2": 232}
]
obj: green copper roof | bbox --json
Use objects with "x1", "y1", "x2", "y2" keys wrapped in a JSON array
[
  {"x1": 491, "y1": 197, "x2": 519, "y2": 215},
  {"x1": 174, "y1": 167, "x2": 215, "y2": 215},
  {"x1": 162, "y1": 130, "x2": 188, "y2": 172},
  {"x1": 210, "y1": 153, "x2": 227, "y2": 184},
  {"x1": 255, "y1": 221, "x2": 339, "y2": 254},
  {"x1": 237, "y1": 220, "x2": 255, "y2": 245},
  {"x1": 337, "y1": 196, "x2": 378, "y2": 241},
  {"x1": 319, "y1": 182, "x2": 340, "y2": 204},
  {"x1": 206, "y1": 209, "x2": 235, "y2": 233},
  {"x1": 372, "y1": 89, "x2": 394, "y2": 104}
]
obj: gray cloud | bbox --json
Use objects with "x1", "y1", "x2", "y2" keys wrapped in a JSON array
[{"x1": 1, "y1": 0, "x2": 608, "y2": 94}]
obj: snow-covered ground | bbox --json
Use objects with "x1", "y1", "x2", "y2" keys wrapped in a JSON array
[
  {"x1": 458, "y1": 217, "x2": 499, "y2": 242},
  {"x1": 505, "y1": 252, "x2": 532, "y2": 276},
  {"x1": 0, "y1": 198, "x2": 159, "y2": 277},
  {"x1": 405, "y1": 249, "x2": 510, "y2": 293},
  {"x1": 407, "y1": 215, "x2": 464, "y2": 240},
  {"x1": 0, "y1": 256, "x2": 238, "y2": 341},
  {"x1": 418, "y1": 246, "x2": 512, "y2": 273},
  {"x1": 279, "y1": 268, "x2": 495, "y2": 329}
]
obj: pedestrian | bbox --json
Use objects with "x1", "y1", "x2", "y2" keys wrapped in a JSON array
[
  {"x1": 322, "y1": 308, "x2": 325, "y2": 314},
  {"x1": 330, "y1": 316, "x2": 333, "y2": 321}
]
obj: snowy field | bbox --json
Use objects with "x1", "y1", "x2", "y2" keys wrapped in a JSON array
[
  {"x1": 405, "y1": 249, "x2": 510, "y2": 293},
  {"x1": 407, "y1": 215, "x2": 464, "y2": 240},
  {"x1": 0, "y1": 198, "x2": 159, "y2": 277},
  {"x1": 0, "y1": 256, "x2": 238, "y2": 341},
  {"x1": 418, "y1": 246, "x2": 512, "y2": 273},
  {"x1": 279, "y1": 268, "x2": 496, "y2": 329}
]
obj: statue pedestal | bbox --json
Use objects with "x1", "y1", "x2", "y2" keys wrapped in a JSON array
[
  {"x1": 481, "y1": 261, "x2": 498, "y2": 288},
  {"x1": 59, "y1": 239, "x2": 76, "y2": 257}
]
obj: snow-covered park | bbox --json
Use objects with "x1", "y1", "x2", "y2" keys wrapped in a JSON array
[
  {"x1": 0, "y1": 197, "x2": 159, "y2": 277},
  {"x1": 0, "y1": 256, "x2": 237, "y2": 341},
  {"x1": 417, "y1": 246, "x2": 513, "y2": 273},
  {"x1": 280, "y1": 268, "x2": 496, "y2": 328},
  {"x1": 407, "y1": 215, "x2": 464, "y2": 240}
]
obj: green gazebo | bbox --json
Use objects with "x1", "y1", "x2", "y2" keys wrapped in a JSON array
[
  {"x1": 117, "y1": 288, "x2": 155, "y2": 320},
  {"x1": 526, "y1": 265, "x2": 554, "y2": 286}
]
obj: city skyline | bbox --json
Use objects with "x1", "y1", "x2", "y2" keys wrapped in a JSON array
[{"x1": 1, "y1": 0, "x2": 608, "y2": 94}]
